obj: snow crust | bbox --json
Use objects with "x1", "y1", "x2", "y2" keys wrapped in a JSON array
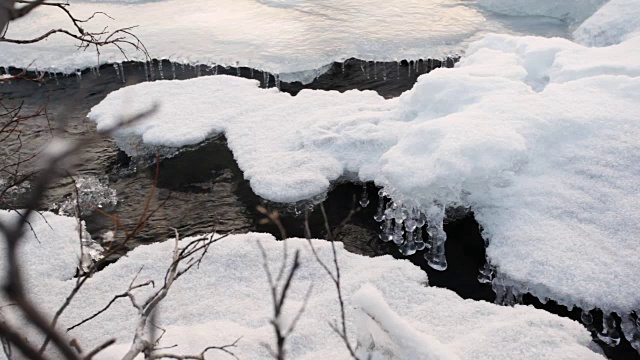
[
  {"x1": 0, "y1": 212, "x2": 603, "y2": 359},
  {"x1": 573, "y1": 0, "x2": 640, "y2": 46},
  {"x1": 90, "y1": 30, "x2": 640, "y2": 314},
  {"x1": 477, "y1": 0, "x2": 607, "y2": 23},
  {"x1": 0, "y1": 0, "x2": 570, "y2": 79}
]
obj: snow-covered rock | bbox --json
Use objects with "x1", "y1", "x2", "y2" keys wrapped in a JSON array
[{"x1": 0, "y1": 212, "x2": 603, "y2": 359}]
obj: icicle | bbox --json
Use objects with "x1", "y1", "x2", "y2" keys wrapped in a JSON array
[
  {"x1": 415, "y1": 59, "x2": 420, "y2": 73},
  {"x1": 360, "y1": 62, "x2": 366, "y2": 77},
  {"x1": 158, "y1": 60, "x2": 164, "y2": 80},
  {"x1": 383, "y1": 202, "x2": 394, "y2": 220},
  {"x1": 477, "y1": 262, "x2": 494, "y2": 284},
  {"x1": 149, "y1": 60, "x2": 155, "y2": 81},
  {"x1": 214, "y1": 63, "x2": 218, "y2": 75},
  {"x1": 113, "y1": 64, "x2": 121, "y2": 82},
  {"x1": 143, "y1": 62, "x2": 149, "y2": 81},
  {"x1": 171, "y1": 62, "x2": 176, "y2": 79},
  {"x1": 503, "y1": 286, "x2": 516, "y2": 306},
  {"x1": 274, "y1": 74, "x2": 281, "y2": 90},
  {"x1": 53, "y1": 72, "x2": 59, "y2": 85},
  {"x1": 263, "y1": 72, "x2": 269, "y2": 88},
  {"x1": 181, "y1": 63, "x2": 186, "y2": 72},
  {"x1": 416, "y1": 211, "x2": 426, "y2": 228},
  {"x1": 373, "y1": 62, "x2": 377, "y2": 80},
  {"x1": 425, "y1": 242, "x2": 447, "y2": 270},
  {"x1": 620, "y1": 313, "x2": 640, "y2": 352},
  {"x1": 424, "y1": 203, "x2": 447, "y2": 270},
  {"x1": 341, "y1": 61, "x2": 346, "y2": 74},
  {"x1": 196, "y1": 64, "x2": 201, "y2": 77},
  {"x1": 374, "y1": 199, "x2": 385, "y2": 222},
  {"x1": 415, "y1": 229, "x2": 426, "y2": 250},
  {"x1": 75, "y1": 70, "x2": 82, "y2": 83},
  {"x1": 598, "y1": 313, "x2": 621, "y2": 346},
  {"x1": 250, "y1": 68, "x2": 254, "y2": 78},
  {"x1": 382, "y1": 63, "x2": 387, "y2": 81},
  {"x1": 392, "y1": 221, "x2": 404, "y2": 245},
  {"x1": 404, "y1": 214, "x2": 417, "y2": 232},
  {"x1": 380, "y1": 218, "x2": 394, "y2": 242},
  {"x1": 359, "y1": 184, "x2": 369, "y2": 208},
  {"x1": 492, "y1": 277, "x2": 506, "y2": 304},
  {"x1": 581, "y1": 309, "x2": 594, "y2": 325},
  {"x1": 118, "y1": 63, "x2": 125, "y2": 83},
  {"x1": 96, "y1": 65, "x2": 101, "y2": 77},
  {"x1": 400, "y1": 230, "x2": 417, "y2": 256},
  {"x1": 408, "y1": 61, "x2": 411, "y2": 77}
]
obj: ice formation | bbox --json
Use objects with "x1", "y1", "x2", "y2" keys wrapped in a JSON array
[
  {"x1": 56, "y1": 176, "x2": 118, "y2": 216},
  {"x1": 89, "y1": 28, "x2": 640, "y2": 337},
  {"x1": 0, "y1": 212, "x2": 604, "y2": 359},
  {"x1": 0, "y1": 0, "x2": 571, "y2": 80}
]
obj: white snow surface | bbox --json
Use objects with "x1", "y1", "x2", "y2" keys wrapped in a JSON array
[
  {"x1": 0, "y1": 211, "x2": 81, "y2": 284},
  {"x1": 573, "y1": 0, "x2": 640, "y2": 46},
  {"x1": 477, "y1": 0, "x2": 607, "y2": 23},
  {"x1": 90, "y1": 32, "x2": 640, "y2": 313},
  {"x1": 0, "y1": 0, "x2": 572, "y2": 79},
  {"x1": 0, "y1": 212, "x2": 603, "y2": 359}
]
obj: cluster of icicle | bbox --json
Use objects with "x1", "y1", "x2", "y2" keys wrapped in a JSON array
[
  {"x1": 364, "y1": 187, "x2": 640, "y2": 353},
  {"x1": 490, "y1": 268, "x2": 640, "y2": 352},
  {"x1": 363, "y1": 187, "x2": 448, "y2": 271}
]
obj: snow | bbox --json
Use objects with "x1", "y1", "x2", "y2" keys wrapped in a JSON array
[
  {"x1": 90, "y1": 30, "x2": 640, "y2": 317},
  {"x1": 573, "y1": 0, "x2": 640, "y2": 46},
  {"x1": 477, "y1": 0, "x2": 607, "y2": 23},
  {"x1": 0, "y1": 0, "x2": 571, "y2": 80},
  {"x1": 0, "y1": 212, "x2": 603, "y2": 359},
  {"x1": 0, "y1": 211, "x2": 81, "y2": 284}
]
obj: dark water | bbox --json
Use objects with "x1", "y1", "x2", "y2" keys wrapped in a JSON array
[{"x1": 1, "y1": 59, "x2": 637, "y2": 359}]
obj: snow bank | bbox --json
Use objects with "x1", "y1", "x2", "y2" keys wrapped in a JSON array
[
  {"x1": 0, "y1": 211, "x2": 81, "y2": 284},
  {"x1": 477, "y1": 0, "x2": 607, "y2": 23},
  {"x1": 90, "y1": 31, "x2": 640, "y2": 318},
  {"x1": 0, "y1": 212, "x2": 603, "y2": 359},
  {"x1": 573, "y1": 0, "x2": 640, "y2": 46},
  {"x1": 0, "y1": 0, "x2": 570, "y2": 79},
  {"x1": 89, "y1": 76, "x2": 394, "y2": 202}
]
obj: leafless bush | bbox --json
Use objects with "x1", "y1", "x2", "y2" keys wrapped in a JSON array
[
  {"x1": 0, "y1": 0, "x2": 150, "y2": 80},
  {"x1": 258, "y1": 198, "x2": 360, "y2": 360}
]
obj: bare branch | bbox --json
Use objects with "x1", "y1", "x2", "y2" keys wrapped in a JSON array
[
  {"x1": 304, "y1": 201, "x2": 358, "y2": 359},
  {"x1": 149, "y1": 337, "x2": 242, "y2": 360},
  {"x1": 258, "y1": 240, "x2": 312, "y2": 360},
  {"x1": 0, "y1": 1, "x2": 150, "y2": 63}
]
